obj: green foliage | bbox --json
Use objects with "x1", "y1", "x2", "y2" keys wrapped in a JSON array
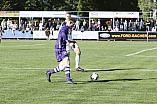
[
  {"x1": 0, "y1": 0, "x2": 12, "y2": 10},
  {"x1": 57, "y1": 0, "x2": 79, "y2": 11},
  {"x1": 138, "y1": 0, "x2": 156, "y2": 18},
  {"x1": 138, "y1": 0, "x2": 156, "y2": 12},
  {"x1": 0, "y1": 0, "x2": 139, "y2": 11},
  {"x1": 77, "y1": 0, "x2": 139, "y2": 11}
]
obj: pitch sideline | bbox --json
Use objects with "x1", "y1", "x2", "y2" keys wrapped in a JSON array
[{"x1": 126, "y1": 48, "x2": 157, "y2": 56}]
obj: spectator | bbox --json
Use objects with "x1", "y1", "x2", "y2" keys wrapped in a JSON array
[
  {"x1": 103, "y1": 22, "x2": 108, "y2": 31},
  {"x1": 140, "y1": 19, "x2": 144, "y2": 31},
  {"x1": 115, "y1": 19, "x2": 119, "y2": 30},
  {"x1": 33, "y1": 20, "x2": 38, "y2": 30},
  {"x1": 155, "y1": 19, "x2": 157, "y2": 31},
  {"x1": 100, "y1": 26, "x2": 105, "y2": 31},
  {"x1": 12, "y1": 22, "x2": 18, "y2": 35},
  {"x1": 1, "y1": 19, "x2": 6, "y2": 30},
  {"x1": 7, "y1": 19, "x2": 11, "y2": 30},
  {"x1": 129, "y1": 20, "x2": 133, "y2": 31},
  {"x1": 124, "y1": 20, "x2": 127, "y2": 31},
  {"x1": 56, "y1": 18, "x2": 61, "y2": 30},
  {"x1": 146, "y1": 19, "x2": 150, "y2": 31},
  {"x1": 45, "y1": 27, "x2": 50, "y2": 40},
  {"x1": 80, "y1": 26, "x2": 84, "y2": 32},
  {"x1": 91, "y1": 19, "x2": 95, "y2": 31},
  {"x1": 43, "y1": 19, "x2": 46, "y2": 29},
  {"x1": 48, "y1": 19, "x2": 52, "y2": 29},
  {"x1": 150, "y1": 19, "x2": 154, "y2": 31},
  {"x1": 72, "y1": 24, "x2": 76, "y2": 31},
  {"x1": 75, "y1": 19, "x2": 80, "y2": 31},
  {"x1": 109, "y1": 19, "x2": 113, "y2": 30},
  {"x1": 24, "y1": 21, "x2": 27, "y2": 30},
  {"x1": 133, "y1": 22, "x2": 137, "y2": 31},
  {"x1": 28, "y1": 21, "x2": 32, "y2": 29},
  {"x1": 152, "y1": 27, "x2": 156, "y2": 32},
  {"x1": 135, "y1": 19, "x2": 139, "y2": 31},
  {"x1": 9, "y1": 21, "x2": 13, "y2": 30},
  {"x1": 98, "y1": 19, "x2": 101, "y2": 31},
  {"x1": 26, "y1": 24, "x2": 30, "y2": 31},
  {"x1": 87, "y1": 27, "x2": 91, "y2": 31},
  {"x1": 39, "y1": 21, "x2": 43, "y2": 31},
  {"x1": 119, "y1": 21, "x2": 123, "y2": 31},
  {"x1": 20, "y1": 20, "x2": 24, "y2": 30},
  {"x1": 108, "y1": 26, "x2": 112, "y2": 31},
  {"x1": 83, "y1": 19, "x2": 87, "y2": 30},
  {"x1": 52, "y1": 18, "x2": 57, "y2": 30},
  {"x1": 114, "y1": 26, "x2": 119, "y2": 31},
  {"x1": 94, "y1": 22, "x2": 99, "y2": 31}
]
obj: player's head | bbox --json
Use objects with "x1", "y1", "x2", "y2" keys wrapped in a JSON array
[
  {"x1": 65, "y1": 12, "x2": 71, "y2": 21},
  {"x1": 66, "y1": 17, "x2": 75, "y2": 28}
]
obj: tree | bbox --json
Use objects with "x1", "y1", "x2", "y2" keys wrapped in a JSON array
[
  {"x1": 77, "y1": 0, "x2": 98, "y2": 11},
  {"x1": 138, "y1": 0, "x2": 157, "y2": 18},
  {"x1": 77, "y1": 0, "x2": 139, "y2": 11},
  {"x1": 57, "y1": 0, "x2": 79, "y2": 11},
  {"x1": 0, "y1": 0, "x2": 25, "y2": 11}
]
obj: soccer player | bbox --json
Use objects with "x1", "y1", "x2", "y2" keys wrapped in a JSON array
[
  {"x1": 45, "y1": 17, "x2": 77, "y2": 84},
  {"x1": 62, "y1": 13, "x2": 84, "y2": 71}
]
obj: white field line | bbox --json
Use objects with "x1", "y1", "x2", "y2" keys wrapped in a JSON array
[
  {"x1": 0, "y1": 44, "x2": 45, "y2": 47},
  {"x1": 126, "y1": 48, "x2": 157, "y2": 56},
  {"x1": 0, "y1": 67, "x2": 157, "y2": 71}
]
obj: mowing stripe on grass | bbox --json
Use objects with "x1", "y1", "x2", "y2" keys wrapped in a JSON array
[
  {"x1": 126, "y1": 48, "x2": 157, "y2": 56},
  {"x1": 0, "y1": 67, "x2": 157, "y2": 71},
  {"x1": 0, "y1": 44, "x2": 45, "y2": 47}
]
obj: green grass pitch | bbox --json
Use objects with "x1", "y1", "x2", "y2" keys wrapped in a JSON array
[{"x1": 1, "y1": 40, "x2": 157, "y2": 104}]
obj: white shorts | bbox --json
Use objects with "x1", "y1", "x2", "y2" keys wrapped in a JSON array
[{"x1": 66, "y1": 42, "x2": 79, "y2": 53}]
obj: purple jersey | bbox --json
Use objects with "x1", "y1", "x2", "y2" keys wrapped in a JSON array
[
  {"x1": 55, "y1": 25, "x2": 69, "y2": 62},
  {"x1": 55, "y1": 25, "x2": 68, "y2": 50}
]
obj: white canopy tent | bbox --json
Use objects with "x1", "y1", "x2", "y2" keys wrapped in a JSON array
[
  {"x1": 19, "y1": 11, "x2": 67, "y2": 27},
  {"x1": 89, "y1": 11, "x2": 139, "y2": 28}
]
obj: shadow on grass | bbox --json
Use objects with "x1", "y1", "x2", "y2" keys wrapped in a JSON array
[
  {"x1": 83, "y1": 68, "x2": 144, "y2": 72},
  {"x1": 77, "y1": 78, "x2": 157, "y2": 84}
]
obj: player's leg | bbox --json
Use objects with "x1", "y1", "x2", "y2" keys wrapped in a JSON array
[
  {"x1": 45, "y1": 49, "x2": 64, "y2": 82},
  {"x1": 73, "y1": 43, "x2": 84, "y2": 71},
  {"x1": 45, "y1": 50, "x2": 76, "y2": 84},
  {"x1": 45, "y1": 62, "x2": 63, "y2": 82},
  {"x1": 61, "y1": 57, "x2": 77, "y2": 84}
]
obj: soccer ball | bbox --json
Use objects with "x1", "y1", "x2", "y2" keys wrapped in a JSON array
[{"x1": 90, "y1": 73, "x2": 99, "y2": 81}]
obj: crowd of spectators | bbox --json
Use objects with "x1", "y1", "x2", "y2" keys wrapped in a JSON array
[
  {"x1": 90, "y1": 18, "x2": 157, "y2": 32},
  {"x1": 1, "y1": 18, "x2": 157, "y2": 32}
]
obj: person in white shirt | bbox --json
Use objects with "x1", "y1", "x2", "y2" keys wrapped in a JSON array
[
  {"x1": 59, "y1": 13, "x2": 84, "y2": 71},
  {"x1": 39, "y1": 21, "x2": 43, "y2": 31}
]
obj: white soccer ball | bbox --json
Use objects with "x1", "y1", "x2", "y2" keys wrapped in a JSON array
[{"x1": 90, "y1": 73, "x2": 99, "y2": 81}]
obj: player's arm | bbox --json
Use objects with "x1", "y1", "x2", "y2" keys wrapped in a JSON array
[
  {"x1": 66, "y1": 40, "x2": 75, "y2": 48},
  {"x1": 61, "y1": 29, "x2": 75, "y2": 48}
]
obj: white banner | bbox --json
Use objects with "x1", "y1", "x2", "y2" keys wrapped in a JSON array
[
  {"x1": 89, "y1": 12, "x2": 114, "y2": 18},
  {"x1": 33, "y1": 31, "x2": 99, "y2": 40},
  {"x1": 114, "y1": 12, "x2": 139, "y2": 18},
  {"x1": 72, "y1": 31, "x2": 98, "y2": 39}
]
